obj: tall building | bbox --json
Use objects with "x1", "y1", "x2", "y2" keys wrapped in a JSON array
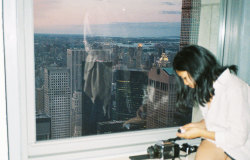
[
  {"x1": 67, "y1": 49, "x2": 87, "y2": 137},
  {"x1": 180, "y1": 0, "x2": 201, "y2": 50},
  {"x1": 70, "y1": 91, "x2": 82, "y2": 137},
  {"x1": 128, "y1": 47, "x2": 136, "y2": 68},
  {"x1": 35, "y1": 87, "x2": 44, "y2": 114},
  {"x1": 127, "y1": 44, "x2": 143, "y2": 69},
  {"x1": 146, "y1": 67, "x2": 177, "y2": 128},
  {"x1": 136, "y1": 43, "x2": 143, "y2": 68},
  {"x1": 112, "y1": 46, "x2": 121, "y2": 65},
  {"x1": 114, "y1": 69, "x2": 148, "y2": 120},
  {"x1": 67, "y1": 49, "x2": 86, "y2": 93},
  {"x1": 44, "y1": 67, "x2": 71, "y2": 139}
]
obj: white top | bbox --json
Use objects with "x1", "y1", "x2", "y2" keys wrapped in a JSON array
[{"x1": 199, "y1": 69, "x2": 250, "y2": 160}]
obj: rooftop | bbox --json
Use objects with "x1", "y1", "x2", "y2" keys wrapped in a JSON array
[{"x1": 162, "y1": 67, "x2": 175, "y2": 76}]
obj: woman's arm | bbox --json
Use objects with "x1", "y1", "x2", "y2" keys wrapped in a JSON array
[
  {"x1": 176, "y1": 125, "x2": 215, "y2": 140},
  {"x1": 176, "y1": 119, "x2": 215, "y2": 140},
  {"x1": 201, "y1": 130, "x2": 215, "y2": 140}
]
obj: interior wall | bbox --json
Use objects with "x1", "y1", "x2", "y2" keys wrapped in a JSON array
[
  {"x1": 238, "y1": 0, "x2": 250, "y2": 84},
  {"x1": 0, "y1": 0, "x2": 9, "y2": 159}
]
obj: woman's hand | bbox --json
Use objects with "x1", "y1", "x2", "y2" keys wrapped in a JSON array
[
  {"x1": 176, "y1": 127, "x2": 205, "y2": 139},
  {"x1": 176, "y1": 119, "x2": 215, "y2": 140}
]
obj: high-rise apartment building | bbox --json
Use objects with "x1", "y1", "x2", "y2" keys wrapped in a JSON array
[
  {"x1": 146, "y1": 67, "x2": 177, "y2": 128},
  {"x1": 44, "y1": 67, "x2": 71, "y2": 139},
  {"x1": 180, "y1": 0, "x2": 201, "y2": 50}
]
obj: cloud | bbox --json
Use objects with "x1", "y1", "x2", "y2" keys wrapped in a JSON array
[
  {"x1": 160, "y1": 11, "x2": 181, "y2": 14},
  {"x1": 161, "y1": 2, "x2": 175, "y2": 5}
]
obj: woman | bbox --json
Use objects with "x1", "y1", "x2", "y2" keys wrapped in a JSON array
[{"x1": 173, "y1": 45, "x2": 250, "y2": 160}]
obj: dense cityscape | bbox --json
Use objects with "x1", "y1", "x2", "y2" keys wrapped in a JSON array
[
  {"x1": 35, "y1": 34, "x2": 193, "y2": 140},
  {"x1": 35, "y1": 0, "x2": 200, "y2": 141}
]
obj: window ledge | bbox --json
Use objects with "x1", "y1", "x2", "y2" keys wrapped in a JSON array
[{"x1": 28, "y1": 127, "x2": 201, "y2": 160}]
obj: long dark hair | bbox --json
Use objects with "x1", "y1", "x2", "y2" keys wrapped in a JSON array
[{"x1": 173, "y1": 45, "x2": 237, "y2": 107}]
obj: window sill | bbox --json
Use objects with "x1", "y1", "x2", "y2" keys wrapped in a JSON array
[{"x1": 28, "y1": 127, "x2": 201, "y2": 160}]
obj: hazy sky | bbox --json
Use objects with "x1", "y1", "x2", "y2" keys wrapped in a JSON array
[{"x1": 34, "y1": 0, "x2": 182, "y2": 37}]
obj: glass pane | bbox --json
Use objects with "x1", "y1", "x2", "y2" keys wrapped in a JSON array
[{"x1": 34, "y1": 0, "x2": 200, "y2": 140}]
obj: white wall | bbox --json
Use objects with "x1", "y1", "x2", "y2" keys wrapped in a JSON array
[
  {"x1": 0, "y1": 0, "x2": 9, "y2": 159},
  {"x1": 238, "y1": 0, "x2": 250, "y2": 84}
]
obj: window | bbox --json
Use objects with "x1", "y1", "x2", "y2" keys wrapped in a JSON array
[
  {"x1": 34, "y1": 0, "x2": 193, "y2": 141},
  {"x1": 6, "y1": 0, "x2": 246, "y2": 159}
]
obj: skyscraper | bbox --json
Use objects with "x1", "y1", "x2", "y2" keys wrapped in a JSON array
[
  {"x1": 180, "y1": 0, "x2": 201, "y2": 49},
  {"x1": 136, "y1": 43, "x2": 143, "y2": 68},
  {"x1": 128, "y1": 47, "x2": 136, "y2": 68},
  {"x1": 44, "y1": 67, "x2": 71, "y2": 139},
  {"x1": 127, "y1": 44, "x2": 143, "y2": 69},
  {"x1": 67, "y1": 49, "x2": 86, "y2": 93},
  {"x1": 146, "y1": 67, "x2": 177, "y2": 128},
  {"x1": 115, "y1": 69, "x2": 148, "y2": 120}
]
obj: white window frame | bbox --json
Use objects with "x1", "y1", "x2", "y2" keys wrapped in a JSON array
[
  {"x1": 0, "y1": 0, "x2": 8, "y2": 159},
  {"x1": 3, "y1": 0, "x2": 185, "y2": 159},
  {"x1": 5, "y1": 0, "x2": 249, "y2": 158},
  {"x1": 5, "y1": 0, "x2": 235, "y2": 159}
]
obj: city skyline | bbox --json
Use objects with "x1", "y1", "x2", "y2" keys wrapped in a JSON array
[
  {"x1": 34, "y1": 34, "x2": 182, "y2": 140},
  {"x1": 34, "y1": 0, "x2": 198, "y2": 140},
  {"x1": 34, "y1": 0, "x2": 182, "y2": 37}
]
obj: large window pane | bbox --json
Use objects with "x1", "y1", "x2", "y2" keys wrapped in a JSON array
[{"x1": 34, "y1": 0, "x2": 200, "y2": 140}]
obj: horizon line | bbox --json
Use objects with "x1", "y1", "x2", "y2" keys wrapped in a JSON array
[{"x1": 34, "y1": 33, "x2": 180, "y2": 38}]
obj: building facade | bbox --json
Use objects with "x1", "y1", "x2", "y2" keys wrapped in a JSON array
[
  {"x1": 70, "y1": 91, "x2": 82, "y2": 137},
  {"x1": 146, "y1": 67, "x2": 177, "y2": 128},
  {"x1": 180, "y1": 0, "x2": 201, "y2": 49},
  {"x1": 35, "y1": 87, "x2": 44, "y2": 114},
  {"x1": 114, "y1": 69, "x2": 148, "y2": 120},
  {"x1": 44, "y1": 67, "x2": 71, "y2": 139},
  {"x1": 67, "y1": 49, "x2": 86, "y2": 93}
]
